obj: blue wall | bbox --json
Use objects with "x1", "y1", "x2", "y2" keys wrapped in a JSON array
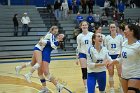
[
  {"x1": 0, "y1": 0, "x2": 56, "y2": 7},
  {"x1": 0, "y1": 0, "x2": 106, "y2": 7}
]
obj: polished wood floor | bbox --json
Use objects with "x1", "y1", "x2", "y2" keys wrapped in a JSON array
[{"x1": 0, "y1": 56, "x2": 120, "y2": 93}]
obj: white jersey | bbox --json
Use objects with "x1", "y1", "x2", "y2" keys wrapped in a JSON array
[
  {"x1": 76, "y1": 32, "x2": 94, "y2": 55},
  {"x1": 104, "y1": 34, "x2": 124, "y2": 55},
  {"x1": 101, "y1": 34, "x2": 106, "y2": 46},
  {"x1": 87, "y1": 46, "x2": 112, "y2": 73},
  {"x1": 35, "y1": 32, "x2": 57, "y2": 51},
  {"x1": 116, "y1": 40, "x2": 140, "y2": 79}
]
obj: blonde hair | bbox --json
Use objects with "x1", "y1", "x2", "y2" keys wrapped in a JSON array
[{"x1": 49, "y1": 26, "x2": 58, "y2": 33}]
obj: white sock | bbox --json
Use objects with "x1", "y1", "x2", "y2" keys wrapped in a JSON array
[
  {"x1": 32, "y1": 63, "x2": 40, "y2": 70},
  {"x1": 25, "y1": 62, "x2": 31, "y2": 67}
]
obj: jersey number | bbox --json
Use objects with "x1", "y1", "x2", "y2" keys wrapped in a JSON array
[
  {"x1": 111, "y1": 44, "x2": 116, "y2": 48},
  {"x1": 85, "y1": 40, "x2": 89, "y2": 44},
  {"x1": 122, "y1": 51, "x2": 127, "y2": 58}
]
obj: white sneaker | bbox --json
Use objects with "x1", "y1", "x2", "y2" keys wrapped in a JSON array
[
  {"x1": 96, "y1": 83, "x2": 99, "y2": 88},
  {"x1": 56, "y1": 83, "x2": 64, "y2": 93},
  {"x1": 15, "y1": 66, "x2": 21, "y2": 76},
  {"x1": 24, "y1": 73, "x2": 32, "y2": 83},
  {"x1": 110, "y1": 88, "x2": 115, "y2": 93},
  {"x1": 38, "y1": 87, "x2": 50, "y2": 93}
]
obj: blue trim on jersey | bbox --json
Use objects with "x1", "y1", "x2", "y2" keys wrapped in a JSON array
[
  {"x1": 109, "y1": 54, "x2": 119, "y2": 59},
  {"x1": 87, "y1": 71, "x2": 106, "y2": 93},
  {"x1": 88, "y1": 46, "x2": 93, "y2": 61},
  {"x1": 78, "y1": 53, "x2": 87, "y2": 59},
  {"x1": 33, "y1": 47, "x2": 41, "y2": 51}
]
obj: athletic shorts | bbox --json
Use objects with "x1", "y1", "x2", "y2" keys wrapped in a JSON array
[
  {"x1": 42, "y1": 51, "x2": 51, "y2": 63},
  {"x1": 33, "y1": 47, "x2": 41, "y2": 51},
  {"x1": 109, "y1": 54, "x2": 119, "y2": 59},
  {"x1": 122, "y1": 77, "x2": 140, "y2": 80},
  {"x1": 78, "y1": 53, "x2": 87, "y2": 59}
]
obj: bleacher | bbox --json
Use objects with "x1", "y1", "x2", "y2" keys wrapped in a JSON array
[
  {"x1": 58, "y1": 6, "x2": 111, "y2": 50},
  {"x1": 0, "y1": 5, "x2": 139, "y2": 59},
  {"x1": 124, "y1": 8, "x2": 140, "y2": 22},
  {"x1": 0, "y1": 5, "x2": 46, "y2": 59},
  {"x1": 58, "y1": 7, "x2": 140, "y2": 51}
]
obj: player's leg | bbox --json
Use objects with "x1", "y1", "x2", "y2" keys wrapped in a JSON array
[
  {"x1": 108, "y1": 65, "x2": 115, "y2": 93},
  {"x1": 127, "y1": 79, "x2": 140, "y2": 93},
  {"x1": 79, "y1": 58, "x2": 87, "y2": 92},
  {"x1": 42, "y1": 61, "x2": 64, "y2": 93},
  {"x1": 121, "y1": 78, "x2": 128, "y2": 93},
  {"x1": 15, "y1": 52, "x2": 36, "y2": 76},
  {"x1": 79, "y1": 53, "x2": 87, "y2": 89},
  {"x1": 38, "y1": 63, "x2": 50, "y2": 93},
  {"x1": 24, "y1": 50, "x2": 42, "y2": 83},
  {"x1": 97, "y1": 71, "x2": 106, "y2": 93},
  {"x1": 116, "y1": 63, "x2": 123, "y2": 93},
  {"x1": 87, "y1": 72, "x2": 96, "y2": 93}
]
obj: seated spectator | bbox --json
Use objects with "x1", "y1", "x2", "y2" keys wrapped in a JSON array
[
  {"x1": 73, "y1": 27, "x2": 81, "y2": 40},
  {"x1": 104, "y1": 0, "x2": 110, "y2": 16},
  {"x1": 101, "y1": 12, "x2": 108, "y2": 27},
  {"x1": 88, "y1": 23, "x2": 94, "y2": 32},
  {"x1": 94, "y1": 12, "x2": 100, "y2": 26},
  {"x1": 112, "y1": 9, "x2": 118, "y2": 25},
  {"x1": 75, "y1": 12, "x2": 84, "y2": 27},
  {"x1": 118, "y1": 0, "x2": 125, "y2": 22},
  {"x1": 130, "y1": 0, "x2": 136, "y2": 8},
  {"x1": 86, "y1": 12, "x2": 94, "y2": 25}
]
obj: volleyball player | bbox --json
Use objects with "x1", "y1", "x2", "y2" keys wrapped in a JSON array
[{"x1": 76, "y1": 21, "x2": 94, "y2": 92}]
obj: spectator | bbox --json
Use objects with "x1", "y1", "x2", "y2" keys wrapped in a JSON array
[
  {"x1": 13, "y1": 14, "x2": 19, "y2": 36},
  {"x1": 104, "y1": 0, "x2": 110, "y2": 16},
  {"x1": 67, "y1": 0, "x2": 73, "y2": 14},
  {"x1": 73, "y1": 27, "x2": 81, "y2": 40},
  {"x1": 72, "y1": 0, "x2": 80, "y2": 14},
  {"x1": 61, "y1": 0, "x2": 69, "y2": 20},
  {"x1": 54, "y1": 0, "x2": 62, "y2": 20},
  {"x1": 94, "y1": 12, "x2": 100, "y2": 26},
  {"x1": 101, "y1": 12, "x2": 108, "y2": 27},
  {"x1": 118, "y1": 0, "x2": 125, "y2": 13},
  {"x1": 88, "y1": 23, "x2": 94, "y2": 32},
  {"x1": 21, "y1": 12, "x2": 30, "y2": 36},
  {"x1": 81, "y1": 0, "x2": 87, "y2": 14},
  {"x1": 112, "y1": 9, "x2": 118, "y2": 26},
  {"x1": 87, "y1": 0, "x2": 94, "y2": 13},
  {"x1": 86, "y1": 12, "x2": 94, "y2": 25},
  {"x1": 75, "y1": 12, "x2": 84, "y2": 27},
  {"x1": 130, "y1": 0, "x2": 136, "y2": 8}
]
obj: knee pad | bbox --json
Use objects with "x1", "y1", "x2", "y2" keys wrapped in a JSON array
[
  {"x1": 109, "y1": 76, "x2": 114, "y2": 82},
  {"x1": 128, "y1": 87, "x2": 140, "y2": 93},
  {"x1": 32, "y1": 63, "x2": 40, "y2": 70},
  {"x1": 81, "y1": 68, "x2": 87, "y2": 80}
]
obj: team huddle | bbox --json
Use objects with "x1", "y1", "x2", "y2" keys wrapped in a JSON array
[{"x1": 15, "y1": 21, "x2": 140, "y2": 93}]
